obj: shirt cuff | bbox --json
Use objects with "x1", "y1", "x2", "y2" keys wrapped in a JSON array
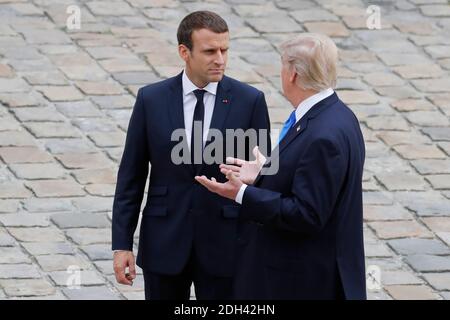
[{"x1": 235, "y1": 184, "x2": 248, "y2": 204}]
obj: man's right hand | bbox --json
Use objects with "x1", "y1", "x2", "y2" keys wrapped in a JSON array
[
  {"x1": 220, "y1": 146, "x2": 266, "y2": 185},
  {"x1": 113, "y1": 250, "x2": 136, "y2": 286}
]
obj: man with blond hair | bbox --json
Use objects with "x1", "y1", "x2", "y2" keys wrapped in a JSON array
[{"x1": 196, "y1": 33, "x2": 366, "y2": 300}]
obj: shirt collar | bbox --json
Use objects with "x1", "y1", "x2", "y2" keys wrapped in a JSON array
[
  {"x1": 182, "y1": 70, "x2": 218, "y2": 96},
  {"x1": 294, "y1": 88, "x2": 334, "y2": 122}
]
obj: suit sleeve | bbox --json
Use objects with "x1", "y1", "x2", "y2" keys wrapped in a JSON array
[
  {"x1": 112, "y1": 88, "x2": 149, "y2": 250},
  {"x1": 251, "y1": 91, "x2": 271, "y2": 157},
  {"x1": 240, "y1": 138, "x2": 347, "y2": 235}
]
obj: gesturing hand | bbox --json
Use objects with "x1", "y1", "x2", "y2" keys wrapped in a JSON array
[
  {"x1": 195, "y1": 169, "x2": 243, "y2": 201},
  {"x1": 219, "y1": 146, "x2": 266, "y2": 185}
]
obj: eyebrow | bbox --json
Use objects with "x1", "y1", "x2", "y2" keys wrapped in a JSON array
[{"x1": 202, "y1": 47, "x2": 229, "y2": 51}]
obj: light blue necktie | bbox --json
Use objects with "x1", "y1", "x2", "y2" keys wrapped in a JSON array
[{"x1": 278, "y1": 110, "x2": 296, "y2": 143}]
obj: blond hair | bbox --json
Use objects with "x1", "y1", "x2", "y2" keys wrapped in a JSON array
[{"x1": 280, "y1": 33, "x2": 338, "y2": 91}]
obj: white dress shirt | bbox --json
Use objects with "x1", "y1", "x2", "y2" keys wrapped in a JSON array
[
  {"x1": 235, "y1": 88, "x2": 335, "y2": 204},
  {"x1": 182, "y1": 70, "x2": 218, "y2": 150}
]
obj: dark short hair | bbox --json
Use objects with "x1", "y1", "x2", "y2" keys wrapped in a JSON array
[{"x1": 177, "y1": 11, "x2": 229, "y2": 50}]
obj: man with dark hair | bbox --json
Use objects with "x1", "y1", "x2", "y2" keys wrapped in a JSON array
[{"x1": 112, "y1": 11, "x2": 271, "y2": 300}]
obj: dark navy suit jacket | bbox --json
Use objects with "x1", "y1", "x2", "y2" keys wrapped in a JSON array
[
  {"x1": 233, "y1": 93, "x2": 366, "y2": 299},
  {"x1": 112, "y1": 72, "x2": 271, "y2": 277}
]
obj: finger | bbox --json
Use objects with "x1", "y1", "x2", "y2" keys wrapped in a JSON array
[
  {"x1": 128, "y1": 258, "x2": 136, "y2": 279},
  {"x1": 220, "y1": 167, "x2": 240, "y2": 176},
  {"x1": 253, "y1": 145, "x2": 266, "y2": 165},
  {"x1": 220, "y1": 164, "x2": 241, "y2": 172},
  {"x1": 225, "y1": 157, "x2": 246, "y2": 166},
  {"x1": 114, "y1": 267, "x2": 132, "y2": 285},
  {"x1": 195, "y1": 176, "x2": 220, "y2": 192},
  {"x1": 226, "y1": 170, "x2": 240, "y2": 184}
]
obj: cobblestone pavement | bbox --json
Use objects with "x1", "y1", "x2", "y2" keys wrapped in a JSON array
[{"x1": 0, "y1": 0, "x2": 450, "y2": 300}]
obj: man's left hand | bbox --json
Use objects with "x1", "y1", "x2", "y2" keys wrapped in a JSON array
[{"x1": 195, "y1": 169, "x2": 243, "y2": 201}]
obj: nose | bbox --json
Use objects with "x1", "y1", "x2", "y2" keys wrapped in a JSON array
[{"x1": 215, "y1": 51, "x2": 224, "y2": 65}]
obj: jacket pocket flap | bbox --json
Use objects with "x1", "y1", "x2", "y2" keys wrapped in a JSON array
[
  {"x1": 143, "y1": 206, "x2": 168, "y2": 217},
  {"x1": 222, "y1": 205, "x2": 240, "y2": 218},
  {"x1": 148, "y1": 186, "x2": 168, "y2": 196}
]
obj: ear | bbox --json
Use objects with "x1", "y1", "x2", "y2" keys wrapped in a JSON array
[
  {"x1": 178, "y1": 44, "x2": 190, "y2": 63},
  {"x1": 289, "y1": 68, "x2": 297, "y2": 84}
]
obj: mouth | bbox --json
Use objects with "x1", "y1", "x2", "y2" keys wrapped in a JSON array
[{"x1": 209, "y1": 69, "x2": 224, "y2": 73}]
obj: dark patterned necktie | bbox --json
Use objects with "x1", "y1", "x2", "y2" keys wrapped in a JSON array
[{"x1": 191, "y1": 89, "x2": 205, "y2": 173}]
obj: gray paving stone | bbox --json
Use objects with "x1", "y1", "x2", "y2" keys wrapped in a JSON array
[
  {"x1": 395, "y1": 191, "x2": 450, "y2": 216},
  {"x1": 0, "y1": 78, "x2": 30, "y2": 93},
  {"x1": 35, "y1": 254, "x2": 91, "y2": 272},
  {"x1": 422, "y1": 273, "x2": 450, "y2": 291},
  {"x1": 0, "y1": 264, "x2": 41, "y2": 279},
  {"x1": 23, "y1": 198, "x2": 74, "y2": 213},
  {"x1": 0, "y1": 279, "x2": 56, "y2": 297},
  {"x1": 426, "y1": 175, "x2": 450, "y2": 189},
  {"x1": 388, "y1": 238, "x2": 450, "y2": 255},
  {"x1": 71, "y1": 168, "x2": 116, "y2": 185},
  {"x1": 363, "y1": 192, "x2": 394, "y2": 205},
  {"x1": 375, "y1": 172, "x2": 427, "y2": 191},
  {"x1": 25, "y1": 122, "x2": 82, "y2": 139},
  {"x1": 0, "y1": 199, "x2": 21, "y2": 213},
  {"x1": 0, "y1": 147, "x2": 53, "y2": 164},
  {"x1": 0, "y1": 246, "x2": 32, "y2": 264},
  {"x1": 411, "y1": 159, "x2": 450, "y2": 174},
  {"x1": 365, "y1": 115, "x2": 411, "y2": 131},
  {"x1": 112, "y1": 72, "x2": 161, "y2": 85},
  {"x1": 86, "y1": 1, "x2": 135, "y2": 16},
  {"x1": 385, "y1": 284, "x2": 440, "y2": 300},
  {"x1": 71, "y1": 196, "x2": 114, "y2": 213},
  {"x1": 9, "y1": 163, "x2": 66, "y2": 180},
  {"x1": 377, "y1": 53, "x2": 431, "y2": 66},
  {"x1": 25, "y1": 179, "x2": 85, "y2": 198},
  {"x1": 22, "y1": 242, "x2": 75, "y2": 256},
  {"x1": 363, "y1": 204, "x2": 413, "y2": 221},
  {"x1": 406, "y1": 254, "x2": 450, "y2": 272},
  {"x1": 8, "y1": 227, "x2": 66, "y2": 243},
  {"x1": 0, "y1": 182, "x2": 32, "y2": 199},
  {"x1": 51, "y1": 213, "x2": 110, "y2": 229},
  {"x1": 0, "y1": 213, "x2": 50, "y2": 227},
  {"x1": 62, "y1": 285, "x2": 121, "y2": 300},
  {"x1": 382, "y1": 270, "x2": 423, "y2": 286},
  {"x1": 0, "y1": 131, "x2": 36, "y2": 147},
  {"x1": 421, "y1": 127, "x2": 450, "y2": 141},
  {"x1": 13, "y1": 107, "x2": 65, "y2": 123},
  {"x1": 393, "y1": 144, "x2": 447, "y2": 160},
  {"x1": 65, "y1": 228, "x2": 111, "y2": 245},
  {"x1": 71, "y1": 118, "x2": 118, "y2": 133},
  {"x1": 425, "y1": 45, "x2": 450, "y2": 59},
  {"x1": 0, "y1": 228, "x2": 16, "y2": 246},
  {"x1": 56, "y1": 152, "x2": 113, "y2": 169},
  {"x1": 54, "y1": 101, "x2": 103, "y2": 118},
  {"x1": 80, "y1": 244, "x2": 113, "y2": 261},
  {"x1": 88, "y1": 133, "x2": 125, "y2": 150},
  {"x1": 49, "y1": 270, "x2": 106, "y2": 286},
  {"x1": 44, "y1": 139, "x2": 97, "y2": 154}
]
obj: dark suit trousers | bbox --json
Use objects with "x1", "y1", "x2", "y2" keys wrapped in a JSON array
[{"x1": 143, "y1": 247, "x2": 233, "y2": 300}]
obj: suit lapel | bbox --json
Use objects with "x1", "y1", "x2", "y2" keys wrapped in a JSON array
[
  {"x1": 253, "y1": 118, "x2": 308, "y2": 186},
  {"x1": 168, "y1": 72, "x2": 194, "y2": 175},
  {"x1": 252, "y1": 93, "x2": 339, "y2": 186},
  {"x1": 205, "y1": 76, "x2": 232, "y2": 148},
  {"x1": 168, "y1": 72, "x2": 185, "y2": 132}
]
